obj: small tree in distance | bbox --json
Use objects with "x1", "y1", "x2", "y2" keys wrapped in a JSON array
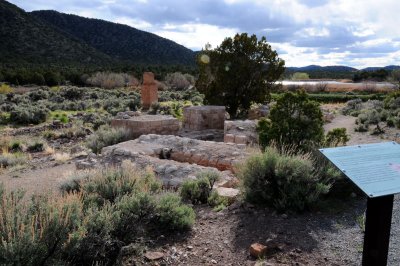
[{"x1": 196, "y1": 33, "x2": 285, "y2": 117}]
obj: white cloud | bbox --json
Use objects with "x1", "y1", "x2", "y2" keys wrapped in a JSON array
[
  {"x1": 114, "y1": 17, "x2": 152, "y2": 29},
  {"x1": 7, "y1": 0, "x2": 400, "y2": 68},
  {"x1": 154, "y1": 23, "x2": 239, "y2": 50}
]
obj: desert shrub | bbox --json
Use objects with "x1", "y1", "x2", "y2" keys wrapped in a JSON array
[
  {"x1": 149, "y1": 102, "x2": 161, "y2": 114},
  {"x1": 380, "y1": 109, "x2": 389, "y2": 121},
  {"x1": 0, "y1": 189, "x2": 83, "y2": 265},
  {"x1": 60, "y1": 172, "x2": 92, "y2": 194},
  {"x1": 387, "y1": 117, "x2": 396, "y2": 127},
  {"x1": 1, "y1": 164, "x2": 195, "y2": 265},
  {"x1": 81, "y1": 165, "x2": 161, "y2": 207},
  {"x1": 355, "y1": 123, "x2": 368, "y2": 132},
  {"x1": 8, "y1": 141, "x2": 23, "y2": 152},
  {"x1": 0, "y1": 84, "x2": 13, "y2": 94},
  {"x1": 65, "y1": 203, "x2": 120, "y2": 265},
  {"x1": 180, "y1": 171, "x2": 219, "y2": 204},
  {"x1": 324, "y1": 128, "x2": 350, "y2": 147},
  {"x1": 86, "y1": 125, "x2": 131, "y2": 154},
  {"x1": 371, "y1": 124, "x2": 385, "y2": 135},
  {"x1": 257, "y1": 91, "x2": 324, "y2": 151},
  {"x1": 164, "y1": 72, "x2": 194, "y2": 90},
  {"x1": 356, "y1": 109, "x2": 381, "y2": 126},
  {"x1": 238, "y1": 147, "x2": 331, "y2": 212},
  {"x1": 384, "y1": 91, "x2": 400, "y2": 109},
  {"x1": 156, "y1": 193, "x2": 196, "y2": 230},
  {"x1": 0, "y1": 112, "x2": 9, "y2": 124},
  {"x1": 27, "y1": 141, "x2": 45, "y2": 153},
  {"x1": 0, "y1": 153, "x2": 27, "y2": 168},
  {"x1": 342, "y1": 98, "x2": 362, "y2": 115},
  {"x1": 87, "y1": 72, "x2": 137, "y2": 89},
  {"x1": 42, "y1": 130, "x2": 57, "y2": 140},
  {"x1": 9, "y1": 105, "x2": 49, "y2": 125},
  {"x1": 28, "y1": 89, "x2": 49, "y2": 101},
  {"x1": 112, "y1": 192, "x2": 156, "y2": 241},
  {"x1": 81, "y1": 112, "x2": 111, "y2": 130},
  {"x1": 207, "y1": 191, "x2": 229, "y2": 211}
]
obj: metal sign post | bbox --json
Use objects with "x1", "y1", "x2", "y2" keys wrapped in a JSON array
[
  {"x1": 362, "y1": 195, "x2": 393, "y2": 265},
  {"x1": 320, "y1": 142, "x2": 400, "y2": 266}
]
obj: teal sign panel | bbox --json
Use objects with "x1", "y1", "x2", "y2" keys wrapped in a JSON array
[{"x1": 320, "y1": 142, "x2": 400, "y2": 198}]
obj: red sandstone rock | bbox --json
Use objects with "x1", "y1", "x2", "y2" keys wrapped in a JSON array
[
  {"x1": 224, "y1": 134, "x2": 235, "y2": 143},
  {"x1": 249, "y1": 243, "x2": 268, "y2": 258},
  {"x1": 141, "y1": 72, "x2": 158, "y2": 109}
]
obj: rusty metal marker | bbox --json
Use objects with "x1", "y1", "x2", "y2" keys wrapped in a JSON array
[{"x1": 320, "y1": 142, "x2": 400, "y2": 266}]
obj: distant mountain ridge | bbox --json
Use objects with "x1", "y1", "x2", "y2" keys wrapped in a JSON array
[
  {"x1": 31, "y1": 10, "x2": 195, "y2": 66},
  {"x1": 0, "y1": 0, "x2": 114, "y2": 68},
  {"x1": 0, "y1": 0, "x2": 196, "y2": 69},
  {"x1": 286, "y1": 65, "x2": 400, "y2": 72}
]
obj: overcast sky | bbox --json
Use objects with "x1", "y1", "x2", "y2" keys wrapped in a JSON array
[{"x1": 9, "y1": 0, "x2": 400, "y2": 68}]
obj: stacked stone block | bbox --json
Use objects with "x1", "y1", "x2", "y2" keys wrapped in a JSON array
[
  {"x1": 183, "y1": 106, "x2": 225, "y2": 130},
  {"x1": 224, "y1": 120, "x2": 258, "y2": 145},
  {"x1": 141, "y1": 72, "x2": 158, "y2": 110},
  {"x1": 111, "y1": 115, "x2": 179, "y2": 139}
]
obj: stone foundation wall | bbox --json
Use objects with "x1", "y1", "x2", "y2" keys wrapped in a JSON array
[
  {"x1": 224, "y1": 120, "x2": 258, "y2": 145},
  {"x1": 183, "y1": 106, "x2": 225, "y2": 130},
  {"x1": 111, "y1": 115, "x2": 179, "y2": 139}
]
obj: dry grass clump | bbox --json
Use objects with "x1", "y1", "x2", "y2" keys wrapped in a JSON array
[{"x1": 52, "y1": 152, "x2": 71, "y2": 163}]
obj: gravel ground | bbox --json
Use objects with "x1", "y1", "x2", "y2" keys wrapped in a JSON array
[{"x1": 388, "y1": 195, "x2": 400, "y2": 265}]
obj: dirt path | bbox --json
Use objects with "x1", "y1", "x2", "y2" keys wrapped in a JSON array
[
  {"x1": 0, "y1": 163, "x2": 75, "y2": 199},
  {"x1": 324, "y1": 114, "x2": 385, "y2": 145}
]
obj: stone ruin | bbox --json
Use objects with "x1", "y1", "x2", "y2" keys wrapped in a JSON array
[
  {"x1": 98, "y1": 134, "x2": 248, "y2": 193},
  {"x1": 224, "y1": 120, "x2": 258, "y2": 145},
  {"x1": 111, "y1": 114, "x2": 180, "y2": 138},
  {"x1": 102, "y1": 73, "x2": 260, "y2": 200},
  {"x1": 183, "y1": 106, "x2": 225, "y2": 130},
  {"x1": 141, "y1": 72, "x2": 158, "y2": 110}
]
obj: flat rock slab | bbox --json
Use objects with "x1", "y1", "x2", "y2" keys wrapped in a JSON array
[
  {"x1": 102, "y1": 134, "x2": 249, "y2": 171},
  {"x1": 101, "y1": 134, "x2": 250, "y2": 187}
]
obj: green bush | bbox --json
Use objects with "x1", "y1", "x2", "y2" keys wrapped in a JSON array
[
  {"x1": 10, "y1": 105, "x2": 49, "y2": 125},
  {"x1": 180, "y1": 171, "x2": 219, "y2": 204},
  {"x1": 86, "y1": 125, "x2": 131, "y2": 154},
  {"x1": 258, "y1": 91, "x2": 324, "y2": 151},
  {"x1": 207, "y1": 191, "x2": 229, "y2": 211},
  {"x1": 355, "y1": 123, "x2": 368, "y2": 132},
  {"x1": 59, "y1": 172, "x2": 91, "y2": 194},
  {"x1": 342, "y1": 98, "x2": 362, "y2": 115},
  {"x1": 383, "y1": 91, "x2": 400, "y2": 109},
  {"x1": 356, "y1": 109, "x2": 381, "y2": 125},
  {"x1": 27, "y1": 141, "x2": 45, "y2": 153},
  {"x1": 113, "y1": 192, "x2": 156, "y2": 241},
  {"x1": 8, "y1": 141, "x2": 23, "y2": 152},
  {"x1": 156, "y1": 193, "x2": 195, "y2": 230},
  {"x1": 324, "y1": 128, "x2": 350, "y2": 147},
  {"x1": 238, "y1": 147, "x2": 331, "y2": 212}
]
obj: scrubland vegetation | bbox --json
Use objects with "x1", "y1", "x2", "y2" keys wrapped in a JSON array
[
  {"x1": 2, "y1": 26, "x2": 400, "y2": 263},
  {"x1": 0, "y1": 163, "x2": 195, "y2": 265}
]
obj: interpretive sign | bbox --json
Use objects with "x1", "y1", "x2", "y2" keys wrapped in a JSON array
[
  {"x1": 320, "y1": 141, "x2": 400, "y2": 266},
  {"x1": 319, "y1": 141, "x2": 400, "y2": 198}
]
